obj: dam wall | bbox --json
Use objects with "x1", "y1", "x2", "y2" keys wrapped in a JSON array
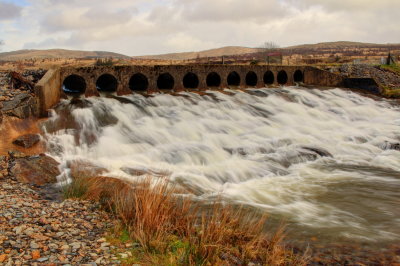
[{"x1": 35, "y1": 65, "x2": 346, "y2": 116}]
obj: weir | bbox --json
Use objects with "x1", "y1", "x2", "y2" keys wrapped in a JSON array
[{"x1": 34, "y1": 64, "x2": 375, "y2": 116}]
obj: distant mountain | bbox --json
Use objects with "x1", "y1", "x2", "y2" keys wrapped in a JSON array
[
  {"x1": 1, "y1": 41, "x2": 399, "y2": 62},
  {"x1": 286, "y1": 41, "x2": 400, "y2": 49},
  {"x1": 0, "y1": 49, "x2": 131, "y2": 61},
  {"x1": 133, "y1": 46, "x2": 263, "y2": 61},
  {"x1": 133, "y1": 42, "x2": 400, "y2": 60}
]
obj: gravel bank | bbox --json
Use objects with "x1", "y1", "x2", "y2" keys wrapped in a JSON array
[{"x1": 0, "y1": 175, "x2": 121, "y2": 265}]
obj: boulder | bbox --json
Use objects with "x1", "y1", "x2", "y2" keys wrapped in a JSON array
[
  {"x1": 301, "y1": 146, "x2": 333, "y2": 157},
  {"x1": 382, "y1": 141, "x2": 400, "y2": 151},
  {"x1": 68, "y1": 160, "x2": 107, "y2": 179},
  {"x1": 1, "y1": 93, "x2": 38, "y2": 119},
  {"x1": 11, "y1": 155, "x2": 60, "y2": 185},
  {"x1": 12, "y1": 134, "x2": 41, "y2": 148}
]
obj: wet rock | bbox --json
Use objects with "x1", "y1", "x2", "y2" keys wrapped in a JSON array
[
  {"x1": 12, "y1": 134, "x2": 41, "y2": 148},
  {"x1": 69, "y1": 98, "x2": 93, "y2": 109},
  {"x1": 10, "y1": 155, "x2": 60, "y2": 185},
  {"x1": 382, "y1": 142, "x2": 400, "y2": 151},
  {"x1": 1, "y1": 93, "x2": 38, "y2": 119},
  {"x1": 121, "y1": 167, "x2": 171, "y2": 177},
  {"x1": 68, "y1": 160, "x2": 107, "y2": 180},
  {"x1": 301, "y1": 146, "x2": 333, "y2": 157}
]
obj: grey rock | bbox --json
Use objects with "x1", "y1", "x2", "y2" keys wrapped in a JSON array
[{"x1": 37, "y1": 257, "x2": 49, "y2": 262}]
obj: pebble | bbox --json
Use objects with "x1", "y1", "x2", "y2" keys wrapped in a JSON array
[{"x1": 0, "y1": 174, "x2": 119, "y2": 265}]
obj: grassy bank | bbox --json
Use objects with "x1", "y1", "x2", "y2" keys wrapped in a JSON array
[
  {"x1": 63, "y1": 176, "x2": 307, "y2": 265},
  {"x1": 377, "y1": 64, "x2": 400, "y2": 98},
  {"x1": 382, "y1": 86, "x2": 400, "y2": 98},
  {"x1": 380, "y1": 64, "x2": 400, "y2": 76}
]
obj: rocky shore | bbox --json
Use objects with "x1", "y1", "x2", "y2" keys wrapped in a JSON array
[
  {"x1": 0, "y1": 70, "x2": 46, "y2": 121},
  {"x1": 336, "y1": 64, "x2": 400, "y2": 89},
  {"x1": 0, "y1": 174, "x2": 119, "y2": 265},
  {"x1": 0, "y1": 70, "x2": 124, "y2": 265}
]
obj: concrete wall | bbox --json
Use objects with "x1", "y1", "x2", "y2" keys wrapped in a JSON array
[
  {"x1": 35, "y1": 64, "x2": 347, "y2": 116},
  {"x1": 34, "y1": 68, "x2": 61, "y2": 116},
  {"x1": 303, "y1": 67, "x2": 344, "y2": 87},
  {"x1": 343, "y1": 78, "x2": 381, "y2": 94}
]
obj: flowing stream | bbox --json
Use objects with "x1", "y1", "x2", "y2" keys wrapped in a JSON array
[{"x1": 42, "y1": 87, "x2": 400, "y2": 248}]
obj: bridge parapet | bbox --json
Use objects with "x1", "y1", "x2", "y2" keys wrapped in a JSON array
[{"x1": 35, "y1": 65, "x2": 345, "y2": 116}]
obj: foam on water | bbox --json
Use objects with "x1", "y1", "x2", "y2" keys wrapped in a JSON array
[{"x1": 43, "y1": 87, "x2": 400, "y2": 244}]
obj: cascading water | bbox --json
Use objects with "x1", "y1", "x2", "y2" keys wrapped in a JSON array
[{"x1": 43, "y1": 87, "x2": 400, "y2": 247}]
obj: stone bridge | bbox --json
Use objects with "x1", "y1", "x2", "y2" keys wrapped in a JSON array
[{"x1": 34, "y1": 64, "x2": 351, "y2": 116}]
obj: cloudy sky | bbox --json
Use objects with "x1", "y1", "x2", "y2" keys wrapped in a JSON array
[{"x1": 0, "y1": 0, "x2": 399, "y2": 56}]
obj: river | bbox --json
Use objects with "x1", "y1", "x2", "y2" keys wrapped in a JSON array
[{"x1": 42, "y1": 87, "x2": 400, "y2": 250}]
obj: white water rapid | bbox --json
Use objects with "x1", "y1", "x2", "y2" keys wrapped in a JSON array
[{"x1": 43, "y1": 87, "x2": 400, "y2": 245}]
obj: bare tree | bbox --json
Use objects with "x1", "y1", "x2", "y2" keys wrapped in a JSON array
[
  {"x1": 262, "y1": 41, "x2": 279, "y2": 50},
  {"x1": 260, "y1": 41, "x2": 280, "y2": 65},
  {"x1": 0, "y1": 40, "x2": 4, "y2": 50}
]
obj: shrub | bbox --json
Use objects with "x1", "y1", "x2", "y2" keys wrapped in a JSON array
[
  {"x1": 95, "y1": 58, "x2": 114, "y2": 66},
  {"x1": 64, "y1": 175, "x2": 308, "y2": 265}
]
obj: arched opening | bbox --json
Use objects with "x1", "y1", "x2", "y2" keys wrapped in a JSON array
[
  {"x1": 245, "y1": 71, "x2": 258, "y2": 87},
  {"x1": 294, "y1": 70, "x2": 304, "y2": 83},
  {"x1": 277, "y1": 70, "x2": 288, "y2": 85},
  {"x1": 183, "y1": 72, "x2": 199, "y2": 89},
  {"x1": 206, "y1": 72, "x2": 221, "y2": 87},
  {"x1": 157, "y1": 73, "x2": 174, "y2": 90},
  {"x1": 129, "y1": 73, "x2": 149, "y2": 92},
  {"x1": 263, "y1": 71, "x2": 274, "y2": 85},
  {"x1": 96, "y1": 74, "x2": 118, "y2": 92},
  {"x1": 227, "y1": 71, "x2": 241, "y2": 86},
  {"x1": 62, "y1": 74, "x2": 86, "y2": 95}
]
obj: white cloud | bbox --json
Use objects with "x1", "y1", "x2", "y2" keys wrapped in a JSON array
[
  {"x1": 0, "y1": 0, "x2": 399, "y2": 55},
  {"x1": 0, "y1": 1, "x2": 22, "y2": 21}
]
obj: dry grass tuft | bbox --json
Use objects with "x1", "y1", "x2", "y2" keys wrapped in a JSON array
[{"x1": 64, "y1": 175, "x2": 308, "y2": 265}]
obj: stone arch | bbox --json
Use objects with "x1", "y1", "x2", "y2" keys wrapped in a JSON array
[
  {"x1": 263, "y1": 71, "x2": 274, "y2": 85},
  {"x1": 157, "y1": 73, "x2": 175, "y2": 90},
  {"x1": 294, "y1": 69, "x2": 304, "y2": 83},
  {"x1": 129, "y1": 73, "x2": 149, "y2": 92},
  {"x1": 227, "y1": 71, "x2": 240, "y2": 86},
  {"x1": 183, "y1": 72, "x2": 199, "y2": 89},
  {"x1": 206, "y1": 72, "x2": 221, "y2": 87},
  {"x1": 245, "y1": 71, "x2": 258, "y2": 87},
  {"x1": 62, "y1": 74, "x2": 86, "y2": 95},
  {"x1": 277, "y1": 70, "x2": 288, "y2": 85},
  {"x1": 96, "y1": 74, "x2": 118, "y2": 92}
]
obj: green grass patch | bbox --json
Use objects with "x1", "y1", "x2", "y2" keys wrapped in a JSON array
[
  {"x1": 379, "y1": 64, "x2": 400, "y2": 75},
  {"x1": 62, "y1": 178, "x2": 90, "y2": 199}
]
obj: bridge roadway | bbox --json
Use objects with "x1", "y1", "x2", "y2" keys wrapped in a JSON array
[{"x1": 35, "y1": 64, "x2": 345, "y2": 116}]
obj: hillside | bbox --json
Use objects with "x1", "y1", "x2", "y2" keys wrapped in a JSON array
[
  {"x1": 134, "y1": 42, "x2": 400, "y2": 61},
  {"x1": 133, "y1": 46, "x2": 262, "y2": 60},
  {"x1": 1, "y1": 41, "x2": 399, "y2": 63},
  {"x1": 0, "y1": 49, "x2": 131, "y2": 61},
  {"x1": 286, "y1": 41, "x2": 400, "y2": 50}
]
